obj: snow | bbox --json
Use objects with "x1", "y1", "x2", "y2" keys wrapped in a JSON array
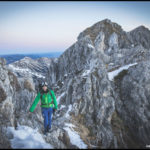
[
  {"x1": 63, "y1": 123, "x2": 88, "y2": 149},
  {"x1": 7, "y1": 125, "x2": 53, "y2": 149},
  {"x1": 65, "y1": 123, "x2": 76, "y2": 128},
  {"x1": 64, "y1": 74, "x2": 68, "y2": 77},
  {"x1": 109, "y1": 32, "x2": 118, "y2": 47},
  {"x1": 8, "y1": 64, "x2": 45, "y2": 78},
  {"x1": 108, "y1": 47, "x2": 112, "y2": 52},
  {"x1": 82, "y1": 69, "x2": 91, "y2": 77},
  {"x1": 59, "y1": 105, "x2": 66, "y2": 110},
  {"x1": 109, "y1": 63, "x2": 114, "y2": 66},
  {"x1": 117, "y1": 54, "x2": 123, "y2": 57},
  {"x1": 88, "y1": 44, "x2": 95, "y2": 49},
  {"x1": 57, "y1": 92, "x2": 65, "y2": 105},
  {"x1": 131, "y1": 44, "x2": 134, "y2": 47},
  {"x1": 108, "y1": 63, "x2": 137, "y2": 81},
  {"x1": 65, "y1": 104, "x2": 72, "y2": 118}
]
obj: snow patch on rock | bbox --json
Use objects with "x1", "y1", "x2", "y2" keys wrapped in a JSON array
[
  {"x1": 63, "y1": 123, "x2": 88, "y2": 149},
  {"x1": 108, "y1": 63, "x2": 138, "y2": 81}
]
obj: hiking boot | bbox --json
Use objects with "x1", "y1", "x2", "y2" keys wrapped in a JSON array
[
  {"x1": 43, "y1": 131, "x2": 47, "y2": 136},
  {"x1": 47, "y1": 127, "x2": 51, "y2": 132},
  {"x1": 43, "y1": 127, "x2": 48, "y2": 135}
]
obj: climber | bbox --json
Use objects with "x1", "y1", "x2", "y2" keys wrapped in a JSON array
[{"x1": 29, "y1": 81, "x2": 58, "y2": 135}]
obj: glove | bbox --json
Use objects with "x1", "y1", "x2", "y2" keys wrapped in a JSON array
[
  {"x1": 28, "y1": 111, "x2": 32, "y2": 118},
  {"x1": 53, "y1": 109, "x2": 56, "y2": 114}
]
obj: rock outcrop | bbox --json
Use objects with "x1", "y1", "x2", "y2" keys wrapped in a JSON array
[
  {"x1": 46, "y1": 19, "x2": 150, "y2": 148},
  {"x1": 0, "y1": 58, "x2": 42, "y2": 148},
  {"x1": 114, "y1": 61, "x2": 150, "y2": 148}
]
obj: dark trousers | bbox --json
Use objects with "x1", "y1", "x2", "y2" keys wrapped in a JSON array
[{"x1": 41, "y1": 107, "x2": 53, "y2": 131}]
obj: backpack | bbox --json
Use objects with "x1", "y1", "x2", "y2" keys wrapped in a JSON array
[{"x1": 39, "y1": 88, "x2": 54, "y2": 105}]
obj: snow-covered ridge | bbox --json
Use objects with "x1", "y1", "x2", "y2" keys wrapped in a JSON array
[
  {"x1": 7, "y1": 56, "x2": 54, "y2": 79},
  {"x1": 108, "y1": 63, "x2": 138, "y2": 81},
  {"x1": 8, "y1": 64, "x2": 45, "y2": 78}
]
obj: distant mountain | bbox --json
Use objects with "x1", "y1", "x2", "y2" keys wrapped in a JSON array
[
  {"x1": 0, "y1": 52, "x2": 63, "y2": 64},
  {"x1": 7, "y1": 56, "x2": 57, "y2": 84}
]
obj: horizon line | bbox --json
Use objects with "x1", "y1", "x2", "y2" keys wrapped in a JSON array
[{"x1": 0, "y1": 51, "x2": 64, "y2": 56}]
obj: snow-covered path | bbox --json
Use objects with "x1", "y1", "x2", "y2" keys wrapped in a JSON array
[{"x1": 7, "y1": 125, "x2": 53, "y2": 149}]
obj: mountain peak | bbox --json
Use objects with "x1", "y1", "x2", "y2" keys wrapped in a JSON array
[
  {"x1": 77, "y1": 18, "x2": 123, "y2": 43},
  {"x1": 97, "y1": 18, "x2": 119, "y2": 25},
  {"x1": 132, "y1": 25, "x2": 150, "y2": 32},
  {"x1": 100, "y1": 18, "x2": 112, "y2": 23},
  {"x1": 128, "y1": 24, "x2": 150, "y2": 49}
]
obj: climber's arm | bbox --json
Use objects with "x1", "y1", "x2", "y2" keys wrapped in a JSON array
[{"x1": 29, "y1": 92, "x2": 41, "y2": 112}]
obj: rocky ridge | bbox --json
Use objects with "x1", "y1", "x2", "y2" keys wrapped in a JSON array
[{"x1": 0, "y1": 19, "x2": 150, "y2": 148}]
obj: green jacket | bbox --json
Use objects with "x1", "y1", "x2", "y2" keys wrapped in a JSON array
[{"x1": 29, "y1": 90, "x2": 58, "y2": 112}]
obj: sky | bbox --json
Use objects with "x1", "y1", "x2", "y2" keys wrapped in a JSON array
[{"x1": 0, "y1": 1, "x2": 150, "y2": 55}]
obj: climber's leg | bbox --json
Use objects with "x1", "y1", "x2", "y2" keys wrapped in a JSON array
[{"x1": 41, "y1": 108, "x2": 49, "y2": 133}]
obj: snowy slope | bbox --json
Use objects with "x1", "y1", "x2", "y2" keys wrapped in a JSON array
[{"x1": 7, "y1": 125, "x2": 53, "y2": 149}]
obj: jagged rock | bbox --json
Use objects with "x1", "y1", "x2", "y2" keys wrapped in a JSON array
[
  {"x1": 94, "y1": 31, "x2": 105, "y2": 51},
  {"x1": 44, "y1": 128, "x2": 67, "y2": 149},
  {"x1": 114, "y1": 61, "x2": 150, "y2": 148},
  {"x1": 0, "y1": 86, "x2": 7, "y2": 102},
  {"x1": 0, "y1": 58, "x2": 16, "y2": 148},
  {"x1": 0, "y1": 127, "x2": 11, "y2": 149},
  {"x1": 8, "y1": 71, "x2": 21, "y2": 92},
  {"x1": 24, "y1": 78, "x2": 35, "y2": 92},
  {"x1": 0, "y1": 58, "x2": 43, "y2": 148},
  {"x1": 46, "y1": 18, "x2": 150, "y2": 148},
  {"x1": 77, "y1": 19, "x2": 131, "y2": 50},
  {"x1": 0, "y1": 57, "x2": 6, "y2": 67},
  {"x1": 128, "y1": 25, "x2": 150, "y2": 49},
  {"x1": 69, "y1": 60, "x2": 115, "y2": 148},
  {"x1": 47, "y1": 35, "x2": 97, "y2": 85}
]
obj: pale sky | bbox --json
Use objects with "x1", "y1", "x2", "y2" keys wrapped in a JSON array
[{"x1": 0, "y1": 1, "x2": 150, "y2": 54}]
